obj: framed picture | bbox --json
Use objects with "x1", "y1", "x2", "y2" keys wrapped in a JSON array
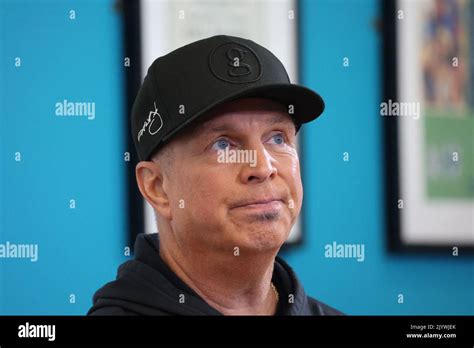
[
  {"x1": 123, "y1": 0, "x2": 304, "y2": 248},
  {"x1": 382, "y1": 0, "x2": 474, "y2": 253}
]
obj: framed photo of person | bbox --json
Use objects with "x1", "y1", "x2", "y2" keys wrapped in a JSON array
[{"x1": 382, "y1": 0, "x2": 474, "y2": 253}]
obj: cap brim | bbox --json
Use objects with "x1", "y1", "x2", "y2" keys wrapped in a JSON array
[
  {"x1": 161, "y1": 83, "x2": 325, "y2": 145},
  {"x1": 234, "y1": 83, "x2": 325, "y2": 124}
]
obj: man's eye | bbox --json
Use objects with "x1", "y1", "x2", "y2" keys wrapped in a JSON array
[
  {"x1": 211, "y1": 138, "x2": 230, "y2": 150},
  {"x1": 268, "y1": 133, "x2": 286, "y2": 145}
]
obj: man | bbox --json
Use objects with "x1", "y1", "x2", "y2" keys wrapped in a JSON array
[{"x1": 88, "y1": 35, "x2": 343, "y2": 315}]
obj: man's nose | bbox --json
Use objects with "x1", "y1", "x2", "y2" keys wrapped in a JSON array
[{"x1": 239, "y1": 143, "x2": 277, "y2": 184}]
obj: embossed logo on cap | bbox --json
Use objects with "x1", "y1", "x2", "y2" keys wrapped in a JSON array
[{"x1": 209, "y1": 42, "x2": 262, "y2": 84}]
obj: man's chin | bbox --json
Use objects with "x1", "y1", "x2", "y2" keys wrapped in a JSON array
[
  {"x1": 235, "y1": 226, "x2": 289, "y2": 254},
  {"x1": 224, "y1": 211, "x2": 293, "y2": 252}
]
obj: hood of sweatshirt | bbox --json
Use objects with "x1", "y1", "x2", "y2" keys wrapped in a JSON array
[{"x1": 88, "y1": 233, "x2": 343, "y2": 316}]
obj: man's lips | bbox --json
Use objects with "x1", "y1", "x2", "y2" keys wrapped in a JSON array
[{"x1": 230, "y1": 197, "x2": 285, "y2": 210}]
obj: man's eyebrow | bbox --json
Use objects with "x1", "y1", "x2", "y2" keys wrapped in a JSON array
[{"x1": 206, "y1": 124, "x2": 233, "y2": 134}]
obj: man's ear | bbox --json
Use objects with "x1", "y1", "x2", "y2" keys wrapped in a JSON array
[{"x1": 135, "y1": 161, "x2": 172, "y2": 220}]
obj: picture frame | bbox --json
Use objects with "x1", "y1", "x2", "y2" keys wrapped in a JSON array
[{"x1": 382, "y1": 0, "x2": 474, "y2": 254}]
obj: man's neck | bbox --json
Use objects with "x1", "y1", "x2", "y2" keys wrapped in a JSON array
[{"x1": 158, "y1": 232, "x2": 279, "y2": 315}]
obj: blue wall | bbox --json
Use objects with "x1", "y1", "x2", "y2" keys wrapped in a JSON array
[
  {"x1": 1, "y1": 0, "x2": 472, "y2": 315},
  {"x1": 282, "y1": 0, "x2": 473, "y2": 315},
  {"x1": 0, "y1": 0, "x2": 128, "y2": 314}
]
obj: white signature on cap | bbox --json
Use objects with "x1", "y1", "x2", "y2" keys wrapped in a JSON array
[{"x1": 138, "y1": 102, "x2": 163, "y2": 142}]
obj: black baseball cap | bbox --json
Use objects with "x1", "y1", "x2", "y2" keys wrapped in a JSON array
[{"x1": 131, "y1": 34, "x2": 325, "y2": 161}]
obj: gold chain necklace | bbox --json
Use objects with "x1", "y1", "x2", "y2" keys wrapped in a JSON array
[{"x1": 271, "y1": 282, "x2": 279, "y2": 302}]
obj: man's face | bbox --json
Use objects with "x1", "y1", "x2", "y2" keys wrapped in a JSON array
[{"x1": 157, "y1": 97, "x2": 303, "y2": 254}]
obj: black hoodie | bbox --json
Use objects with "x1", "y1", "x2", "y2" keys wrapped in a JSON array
[{"x1": 87, "y1": 233, "x2": 344, "y2": 316}]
